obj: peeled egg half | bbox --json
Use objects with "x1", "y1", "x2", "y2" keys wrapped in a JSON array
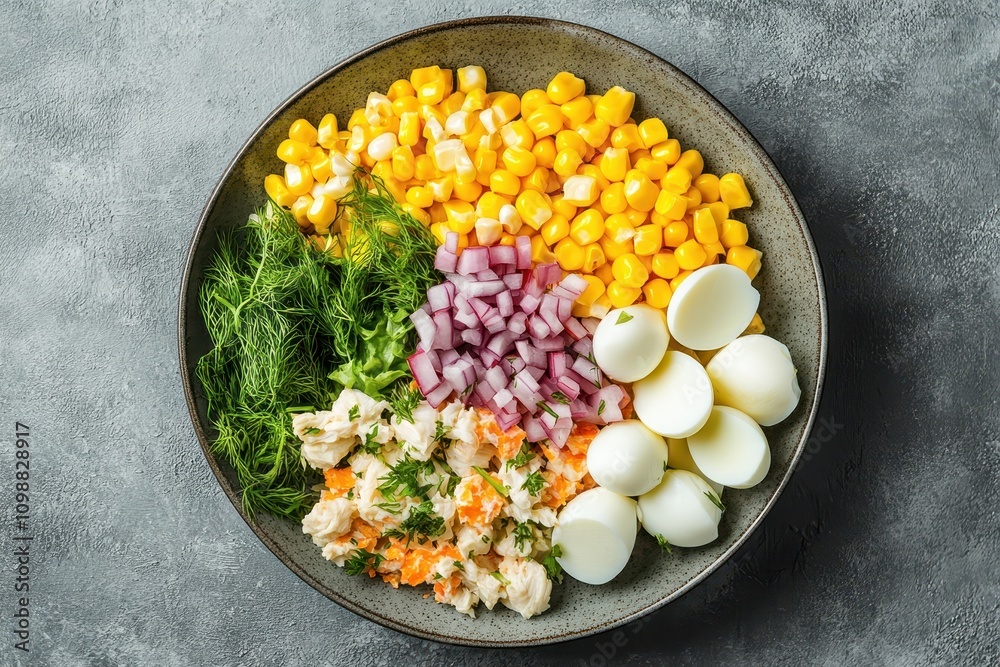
[
  {"x1": 552, "y1": 487, "x2": 638, "y2": 585},
  {"x1": 587, "y1": 420, "x2": 669, "y2": 496},
  {"x1": 592, "y1": 304, "x2": 670, "y2": 382},
  {"x1": 666, "y1": 437, "x2": 723, "y2": 496},
  {"x1": 632, "y1": 351, "x2": 714, "y2": 438},
  {"x1": 638, "y1": 469, "x2": 723, "y2": 548},
  {"x1": 687, "y1": 406, "x2": 771, "y2": 489},
  {"x1": 707, "y1": 334, "x2": 801, "y2": 426},
  {"x1": 666, "y1": 265, "x2": 760, "y2": 350}
]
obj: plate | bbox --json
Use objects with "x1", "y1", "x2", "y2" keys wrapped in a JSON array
[{"x1": 178, "y1": 16, "x2": 827, "y2": 647}]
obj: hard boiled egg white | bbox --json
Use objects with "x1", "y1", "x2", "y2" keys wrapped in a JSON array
[
  {"x1": 666, "y1": 437, "x2": 724, "y2": 496},
  {"x1": 592, "y1": 304, "x2": 670, "y2": 382},
  {"x1": 587, "y1": 420, "x2": 669, "y2": 496},
  {"x1": 707, "y1": 334, "x2": 801, "y2": 426},
  {"x1": 687, "y1": 406, "x2": 771, "y2": 489},
  {"x1": 552, "y1": 487, "x2": 638, "y2": 585},
  {"x1": 667, "y1": 265, "x2": 760, "y2": 351},
  {"x1": 637, "y1": 469, "x2": 723, "y2": 548},
  {"x1": 632, "y1": 351, "x2": 714, "y2": 438}
]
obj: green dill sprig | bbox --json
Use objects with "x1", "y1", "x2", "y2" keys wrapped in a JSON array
[
  {"x1": 384, "y1": 501, "x2": 445, "y2": 544},
  {"x1": 541, "y1": 545, "x2": 564, "y2": 583},
  {"x1": 472, "y1": 466, "x2": 509, "y2": 497},
  {"x1": 344, "y1": 549, "x2": 385, "y2": 575},
  {"x1": 505, "y1": 441, "x2": 536, "y2": 470},
  {"x1": 521, "y1": 470, "x2": 546, "y2": 496}
]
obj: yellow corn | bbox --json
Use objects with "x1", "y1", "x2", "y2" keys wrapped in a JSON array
[
  {"x1": 515, "y1": 189, "x2": 553, "y2": 229},
  {"x1": 427, "y1": 176, "x2": 454, "y2": 202},
  {"x1": 528, "y1": 234, "x2": 554, "y2": 263},
  {"x1": 547, "y1": 71, "x2": 586, "y2": 105},
  {"x1": 387, "y1": 79, "x2": 415, "y2": 101},
  {"x1": 522, "y1": 166, "x2": 550, "y2": 193},
  {"x1": 317, "y1": 114, "x2": 339, "y2": 149},
  {"x1": 719, "y1": 173, "x2": 753, "y2": 209},
  {"x1": 501, "y1": 146, "x2": 536, "y2": 177},
  {"x1": 456, "y1": 65, "x2": 487, "y2": 93},
  {"x1": 582, "y1": 242, "x2": 606, "y2": 273},
  {"x1": 347, "y1": 108, "x2": 367, "y2": 130},
  {"x1": 414, "y1": 154, "x2": 439, "y2": 181},
  {"x1": 703, "y1": 241, "x2": 725, "y2": 258},
  {"x1": 651, "y1": 251, "x2": 680, "y2": 279},
  {"x1": 692, "y1": 208, "x2": 719, "y2": 245},
  {"x1": 561, "y1": 174, "x2": 600, "y2": 206},
  {"x1": 705, "y1": 201, "x2": 730, "y2": 224},
  {"x1": 276, "y1": 139, "x2": 312, "y2": 165},
  {"x1": 462, "y1": 88, "x2": 488, "y2": 113},
  {"x1": 406, "y1": 186, "x2": 434, "y2": 209},
  {"x1": 637, "y1": 118, "x2": 668, "y2": 148},
  {"x1": 560, "y1": 97, "x2": 593, "y2": 128},
  {"x1": 440, "y1": 92, "x2": 467, "y2": 116},
  {"x1": 720, "y1": 219, "x2": 749, "y2": 248},
  {"x1": 642, "y1": 278, "x2": 672, "y2": 309},
  {"x1": 624, "y1": 170, "x2": 658, "y2": 211},
  {"x1": 675, "y1": 239, "x2": 707, "y2": 270},
  {"x1": 489, "y1": 169, "x2": 521, "y2": 197},
  {"x1": 284, "y1": 163, "x2": 313, "y2": 196},
  {"x1": 661, "y1": 166, "x2": 692, "y2": 195},
  {"x1": 599, "y1": 182, "x2": 627, "y2": 214},
  {"x1": 612, "y1": 253, "x2": 649, "y2": 288},
  {"x1": 670, "y1": 270, "x2": 693, "y2": 292},
  {"x1": 475, "y1": 192, "x2": 509, "y2": 220},
  {"x1": 491, "y1": 92, "x2": 521, "y2": 124},
  {"x1": 443, "y1": 200, "x2": 476, "y2": 234},
  {"x1": 610, "y1": 124, "x2": 643, "y2": 151},
  {"x1": 654, "y1": 190, "x2": 688, "y2": 221},
  {"x1": 675, "y1": 149, "x2": 704, "y2": 178},
  {"x1": 744, "y1": 312, "x2": 766, "y2": 335},
  {"x1": 547, "y1": 193, "x2": 576, "y2": 221},
  {"x1": 526, "y1": 105, "x2": 564, "y2": 139},
  {"x1": 519, "y1": 89, "x2": 550, "y2": 117},
  {"x1": 392, "y1": 96, "x2": 420, "y2": 116},
  {"x1": 726, "y1": 245, "x2": 762, "y2": 278},
  {"x1": 577, "y1": 275, "x2": 606, "y2": 305},
  {"x1": 594, "y1": 86, "x2": 635, "y2": 127},
  {"x1": 541, "y1": 214, "x2": 570, "y2": 245},
  {"x1": 685, "y1": 185, "x2": 703, "y2": 211},
  {"x1": 553, "y1": 149, "x2": 583, "y2": 178},
  {"x1": 428, "y1": 202, "x2": 447, "y2": 224},
  {"x1": 599, "y1": 147, "x2": 631, "y2": 182},
  {"x1": 389, "y1": 146, "x2": 415, "y2": 181},
  {"x1": 577, "y1": 117, "x2": 611, "y2": 148},
  {"x1": 556, "y1": 129, "x2": 588, "y2": 156},
  {"x1": 554, "y1": 237, "x2": 585, "y2": 270},
  {"x1": 500, "y1": 119, "x2": 534, "y2": 149},
  {"x1": 452, "y1": 177, "x2": 483, "y2": 202},
  {"x1": 307, "y1": 194, "x2": 338, "y2": 233},
  {"x1": 633, "y1": 224, "x2": 663, "y2": 256},
  {"x1": 291, "y1": 195, "x2": 313, "y2": 227},
  {"x1": 634, "y1": 156, "x2": 667, "y2": 180},
  {"x1": 532, "y1": 137, "x2": 557, "y2": 169},
  {"x1": 473, "y1": 147, "x2": 498, "y2": 186},
  {"x1": 570, "y1": 208, "x2": 605, "y2": 245},
  {"x1": 599, "y1": 234, "x2": 634, "y2": 261},
  {"x1": 693, "y1": 173, "x2": 721, "y2": 203},
  {"x1": 289, "y1": 118, "x2": 318, "y2": 146},
  {"x1": 650, "y1": 138, "x2": 681, "y2": 165},
  {"x1": 604, "y1": 213, "x2": 635, "y2": 244},
  {"x1": 394, "y1": 112, "x2": 418, "y2": 147},
  {"x1": 606, "y1": 280, "x2": 642, "y2": 308}
]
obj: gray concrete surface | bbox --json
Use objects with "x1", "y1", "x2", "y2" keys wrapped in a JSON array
[{"x1": 1, "y1": 0, "x2": 998, "y2": 665}]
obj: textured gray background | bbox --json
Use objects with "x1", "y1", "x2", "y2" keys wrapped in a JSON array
[{"x1": 1, "y1": 1, "x2": 998, "y2": 665}]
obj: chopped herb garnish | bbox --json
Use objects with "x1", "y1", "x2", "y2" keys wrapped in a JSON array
[
  {"x1": 472, "y1": 466, "x2": 510, "y2": 497},
  {"x1": 536, "y1": 401, "x2": 559, "y2": 419},
  {"x1": 521, "y1": 470, "x2": 546, "y2": 496},
  {"x1": 433, "y1": 419, "x2": 449, "y2": 442},
  {"x1": 303, "y1": 427, "x2": 322, "y2": 435},
  {"x1": 440, "y1": 474, "x2": 460, "y2": 498},
  {"x1": 359, "y1": 424, "x2": 382, "y2": 455},
  {"x1": 542, "y1": 545, "x2": 563, "y2": 583},
  {"x1": 550, "y1": 391, "x2": 571, "y2": 405},
  {"x1": 655, "y1": 534, "x2": 673, "y2": 553},
  {"x1": 616, "y1": 311, "x2": 634, "y2": 325},
  {"x1": 374, "y1": 501, "x2": 402, "y2": 514},
  {"x1": 490, "y1": 571, "x2": 511, "y2": 586},
  {"x1": 348, "y1": 405, "x2": 360, "y2": 421},
  {"x1": 433, "y1": 572, "x2": 442, "y2": 580},
  {"x1": 285, "y1": 406, "x2": 314, "y2": 414},
  {"x1": 378, "y1": 455, "x2": 435, "y2": 502},
  {"x1": 344, "y1": 549, "x2": 385, "y2": 576},
  {"x1": 506, "y1": 441, "x2": 536, "y2": 470},
  {"x1": 453, "y1": 560, "x2": 465, "y2": 572},
  {"x1": 389, "y1": 383, "x2": 422, "y2": 423},
  {"x1": 704, "y1": 491, "x2": 726, "y2": 512},
  {"x1": 392, "y1": 500, "x2": 445, "y2": 544},
  {"x1": 598, "y1": 400, "x2": 606, "y2": 415},
  {"x1": 481, "y1": 534, "x2": 491, "y2": 543},
  {"x1": 346, "y1": 488, "x2": 354, "y2": 500},
  {"x1": 512, "y1": 522, "x2": 534, "y2": 551}
]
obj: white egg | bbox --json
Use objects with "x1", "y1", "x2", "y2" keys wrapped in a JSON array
[
  {"x1": 706, "y1": 334, "x2": 801, "y2": 426},
  {"x1": 687, "y1": 406, "x2": 771, "y2": 489},
  {"x1": 666, "y1": 265, "x2": 760, "y2": 351},
  {"x1": 637, "y1": 469, "x2": 722, "y2": 548},
  {"x1": 587, "y1": 420, "x2": 669, "y2": 496},
  {"x1": 666, "y1": 437, "x2": 724, "y2": 496},
  {"x1": 592, "y1": 304, "x2": 669, "y2": 382},
  {"x1": 632, "y1": 351, "x2": 714, "y2": 438},
  {"x1": 552, "y1": 487, "x2": 638, "y2": 585}
]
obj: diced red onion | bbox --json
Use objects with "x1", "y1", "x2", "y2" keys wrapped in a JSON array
[
  {"x1": 515, "y1": 236, "x2": 532, "y2": 270},
  {"x1": 489, "y1": 245, "x2": 517, "y2": 265},
  {"x1": 508, "y1": 311, "x2": 527, "y2": 334},
  {"x1": 564, "y1": 316, "x2": 588, "y2": 341},
  {"x1": 408, "y1": 350, "x2": 441, "y2": 394},
  {"x1": 496, "y1": 290, "x2": 514, "y2": 317},
  {"x1": 410, "y1": 308, "x2": 437, "y2": 350},
  {"x1": 460, "y1": 328, "x2": 483, "y2": 346},
  {"x1": 468, "y1": 280, "x2": 506, "y2": 297},
  {"x1": 425, "y1": 380, "x2": 454, "y2": 408},
  {"x1": 548, "y1": 352, "x2": 568, "y2": 378},
  {"x1": 435, "y1": 245, "x2": 458, "y2": 273},
  {"x1": 456, "y1": 247, "x2": 491, "y2": 275},
  {"x1": 555, "y1": 375, "x2": 580, "y2": 401}
]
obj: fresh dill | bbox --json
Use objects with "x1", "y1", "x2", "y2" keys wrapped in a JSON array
[
  {"x1": 344, "y1": 549, "x2": 385, "y2": 575},
  {"x1": 347, "y1": 405, "x2": 360, "y2": 421},
  {"x1": 655, "y1": 534, "x2": 673, "y2": 553},
  {"x1": 512, "y1": 522, "x2": 534, "y2": 551},
  {"x1": 521, "y1": 470, "x2": 546, "y2": 496},
  {"x1": 472, "y1": 466, "x2": 509, "y2": 497},
  {"x1": 378, "y1": 455, "x2": 435, "y2": 502},
  {"x1": 490, "y1": 571, "x2": 511, "y2": 586},
  {"x1": 388, "y1": 383, "x2": 422, "y2": 423},
  {"x1": 505, "y1": 441, "x2": 536, "y2": 470},
  {"x1": 536, "y1": 401, "x2": 559, "y2": 419},
  {"x1": 389, "y1": 500, "x2": 445, "y2": 544},
  {"x1": 359, "y1": 424, "x2": 382, "y2": 455},
  {"x1": 550, "y1": 391, "x2": 571, "y2": 405},
  {"x1": 303, "y1": 427, "x2": 322, "y2": 435},
  {"x1": 433, "y1": 420, "x2": 449, "y2": 442},
  {"x1": 453, "y1": 560, "x2": 465, "y2": 572},
  {"x1": 598, "y1": 400, "x2": 606, "y2": 415},
  {"x1": 704, "y1": 491, "x2": 726, "y2": 512},
  {"x1": 541, "y1": 545, "x2": 563, "y2": 583}
]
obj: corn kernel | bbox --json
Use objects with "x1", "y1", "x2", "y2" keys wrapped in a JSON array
[
  {"x1": 457, "y1": 66, "x2": 487, "y2": 93},
  {"x1": 720, "y1": 219, "x2": 749, "y2": 248},
  {"x1": 560, "y1": 97, "x2": 593, "y2": 128},
  {"x1": 515, "y1": 189, "x2": 553, "y2": 229},
  {"x1": 654, "y1": 190, "x2": 688, "y2": 221},
  {"x1": 642, "y1": 278, "x2": 672, "y2": 309},
  {"x1": 499, "y1": 146, "x2": 534, "y2": 177},
  {"x1": 284, "y1": 163, "x2": 313, "y2": 196},
  {"x1": 519, "y1": 89, "x2": 550, "y2": 118},
  {"x1": 475, "y1": 192, "x2": 508, "y2": 220},
  {"x1": 531, "y1": 137, "x2": 557, "y2": 169},
  {"x1": 599, "y1": 147, "x2": 631, "y2": 182},
  {"x1": 315, "y1": 114, "x2": 339, "y2": 149},
  {"x1": 675, "y1": 239, "x2": 707, "y2": 270},
  {"x1": 562, "y1": 174, "x2": 600, "y2": 206},
  {"x1": 612, "y1": 253, "x2": 649, "y2": 288},
  {"x1": 623, "y1": 170, "x2": 658, "y2": 212},
  {"x1": 685, "y1": 185, "x2": 703, "y2": 211},
  {"x1": 491, "y1": 92, "x2": 521, "y2": 124},
  {"x1": 264, "y1": 174, "x2": 296, "y2": 208},
  {"x1": 540, "y1": 214, "x2": 570, "y2": 245},
  {"x1": 388, "y1": 146, "x2": 414, "y2": 182},
  {"x1": 490, "y1": 169, "x2": 521, "y2": 197},
  {"x1": 577, "y1": 117, "x2": 611, "y2": 148},
  {"x1": 610, "y1": 124, "x2": 643, "y2": 151},
  {"x1": 570, "y1": 208, "x2": 606, "y2": 245},
  {"x1": 604, "y1": 213, "x2": 635, "y2": 244},
  {"x1": 386, "y1": 79, "x2": 415, "y2": 101},
  {"x1": 703, "y1": 201, "x2": 729, "y2": 225},
  {"x1": 577, "y1": 275, "x2": 606, "y2": 305},
  {"x1": 726, "y1": 245, "x2": 762, "y2": 278},
  {"x1": 522, "y1": 166, "x2": 550, "y2": 193},
  {"x1": 474, "y1": 216, "x2": 502, "y2": 245},
  {"x1": 594, "y1": 262, "x2": 615, "y2": 286},
  {"x1": 650, "y1": 138, "x2": 681, "y2": 165},
  {"x1": 346, "y1": 108, "x2": 367, "y2": 130},
  {"x1": 633, "y1": 224, "x2": 663, "y2": 256},
  {"x1": 670, "y1": 270, "x2": 693, "y2": 292},
  {"x1": 553, "y1": 149, "x2": 583, "y2": 178},
  {"x1": 634, "y1": 156, "x2": 667, "y2": 180},
  {"x1": 555, "y1": 129, "x2": 587, "y2": 156},
  {"x1": 405, "y1": 185, "x2": 434, "y2": 209},
  {"x1": 500, "y1": 119, "x2": 534, "y2": 149},
  {"x1": 531, "y1": 234, "x2": 557, "y2": 264},
  {"x1": 594, "y1": 86, "x2": 636, "y2": 127},
  {"x1": 554, "y1": 238, "x2": 586, "y2": 270},
  {"x1": 579, "y1": 164, "x2": 610, "y2": 191},
  {"x1": 607, "y1": 280, "x2": 642, "y2": 308},
  {"x1": 651, "y1": 251, "x2": 680, "y2": 279},
  {"x1": 276, "y1": 139, "x2": 312, "y2": 165},
  {"x1": 693, "y1": 173, "x2": 721, "y2": 203},
  {"x1": 393, "y1": 112, "x2": 418, "y2": 147},
  {"x1": 427, "y1": 176, "x2": 454, "y2": 202},
  {"x1": 416, "y1": 77, "x2": 448, "y2": 105},
  {"x1": 661, "y1": 166, "x2": 692, "y2": 195},
  {"x1": 442, "y1": 200, "x2": 476, "y2": 234},
  {"x1": 623, "y1": 206, "x2": 648, "y2": 227},
  {"x1": 499, "y1": 233, "x2": 517, "y2": 246},
  {"x1": 744, "y1": 312, "x2": 766, "y2": 335},
  {"x1": 288, "y1": 118, "x2": 318, "y2": 146},
  {"x1": 692, "y1": 208, "x2": 719, "y2": 245},
  {"x1": 703, "y1": 241, "x2": 725, "y2": 258},
  {"x1": 306, "y1": 194, "x2": 338, "y2": 233},
  {"x1": 291, "y1": 195, "x2": 313, "y2": 227},
  {"x1": 453, "y1": 177, "x2": 483, "y2": 202},
  {"x1": 636, "y1": 118, "x2": 668, "y2": 148},
  {"x1": 547, "y1": 71, "x2": 586, "y2": 105},
  {"x1": 599, "y1": 234, "x2": 634, "y2": 261},
  {"x1": 392, "y1": 96, "x2": 420, "y2": 116},
  {"x1": 308, "y1": 151, "x2": 333, "y2": 183},
  {"x1": 675, "y1": 150, "x2": 704, "y2": 178},
  {"x1": 594, "y1": 182, "x2": 623, "y2": 215},
  {"x1": 462, "y1": 88, "x2": 488, "y2": 113},
  {"x1": 719, "y1": 173, "x2": 753, "y2": 209},
  {"x1": 582, "y1": 243, "x2": 606, "y2": 273},
  {"x1": 526, "y1": 105, "x2": 564, "y2": 139}
]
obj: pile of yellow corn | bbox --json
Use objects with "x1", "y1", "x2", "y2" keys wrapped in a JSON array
[{"x1": 264, "y1": 66, "x2": 763, "y2": 316}]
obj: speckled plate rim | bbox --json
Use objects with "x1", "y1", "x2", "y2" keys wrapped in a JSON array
[{"x1": 178, "y1": 15, "x2": 828, "y2": 648}]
